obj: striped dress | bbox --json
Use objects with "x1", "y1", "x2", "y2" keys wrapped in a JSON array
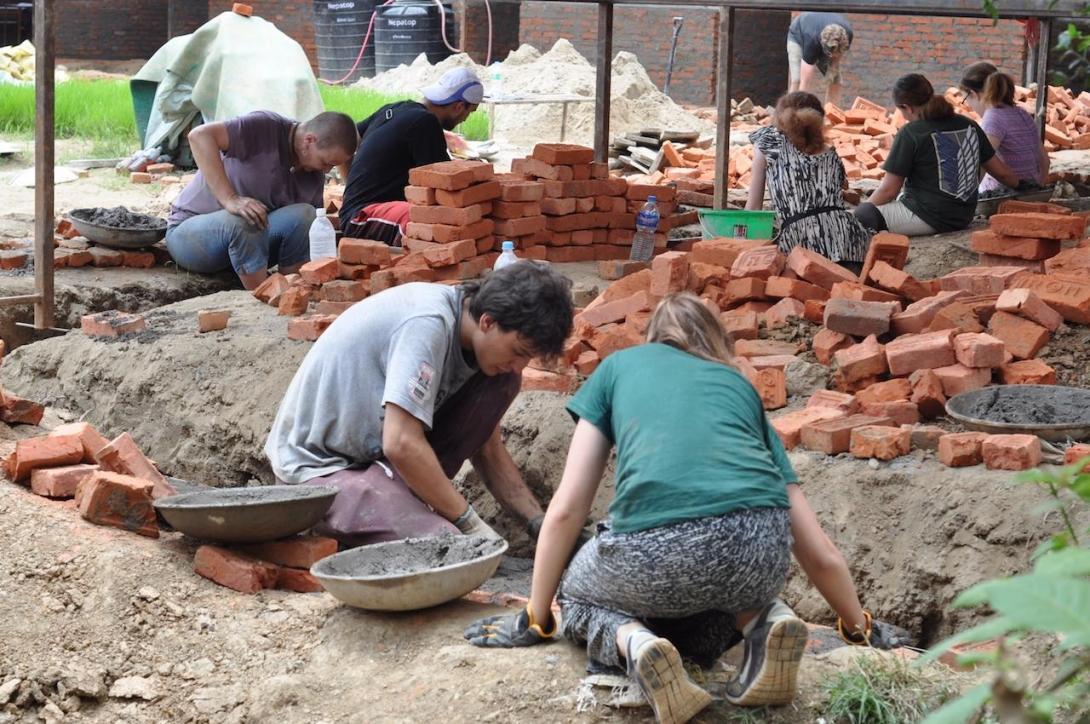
[{"x1": 750, "y1": 126, "x2": 871, "y2": 263}]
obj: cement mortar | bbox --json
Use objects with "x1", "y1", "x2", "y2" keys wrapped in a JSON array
[
  {"x1": 960, "y1": 385, "x2": 1090, "y2": 426},
  {"x1": 72, "y1": 206, "x2": 165, "y2": 230},
  {"x1": 320, "y1": 537, "x2": 504, "y2": 578}
]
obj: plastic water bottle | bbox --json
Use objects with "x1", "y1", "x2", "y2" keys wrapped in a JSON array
[
  {"x1": 630, "y1": 195, "x2": 660, "y2": 262},
  {"x1": 494, "y1": 240, "x2": 519, "y2": 270},
  {"x1": 308, "y1": 207, "x2": 336, "y2": 260},
  {"x1": 490, "y1": 65, "x2": 504, "y2": 99}
]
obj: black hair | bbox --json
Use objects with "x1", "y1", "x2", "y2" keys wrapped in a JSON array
[
  {"x1": 892, "y1": 73, "x2": 955, "y2": 121},
  {"x1": 462, "y1": 261, "x2": 573, "y2": 359},
  {"x1": 961, "y1": 61, "x2": 1016, "y2": 108},
  {"x1": 301, "y1": 111, "x2": 359, "y2": 155}
]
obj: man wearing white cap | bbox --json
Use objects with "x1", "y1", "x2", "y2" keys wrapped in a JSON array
[{"x1": 339, "y1": 67, "x2": 484, "y2": 244}]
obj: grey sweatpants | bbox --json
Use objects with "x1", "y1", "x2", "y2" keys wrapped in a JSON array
[{"x1": 557, "y1": 508, "x2": 792, "y2": 670}]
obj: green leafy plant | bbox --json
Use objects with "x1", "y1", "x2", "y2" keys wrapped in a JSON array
[
  {"x1": 920, "y1": 456, "x2": 1090, "y2": 724},
  {"x1": 821, "y1": 654, "x2": 964, "y2": 723}
]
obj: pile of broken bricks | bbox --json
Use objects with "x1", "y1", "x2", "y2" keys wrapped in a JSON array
[
  {"x1": 51, "y1": 219, "x2": 172, "y2": 270},
  {"x1": 524, "y1": 203, "x2": 1090, "y2": 470},
  {"x1": 2, "y1": 420, "x2": 334, "y2": 595}
]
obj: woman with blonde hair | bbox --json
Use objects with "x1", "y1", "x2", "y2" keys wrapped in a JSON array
[
  {"x1": 464, "y1": 293, "x2": 905, "y2": 723},
  {"x1": 747, "y1": 91, "x2": 871, "y2": 272},
  {"x1": 960, "y1": 61, "x2": 1048, "y2": 193}
]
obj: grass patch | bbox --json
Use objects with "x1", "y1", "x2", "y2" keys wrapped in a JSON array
[
  {"x1": 0, "y1": 78, "x2": 489, "y2": 158},
  {"x1": 819, "y1": 655, "x2": 965, "y2": 723}
]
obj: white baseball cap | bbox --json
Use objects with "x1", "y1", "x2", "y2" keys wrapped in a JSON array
[{"x1": 423, "y1": 67, "x2": 485, "y2": 105}]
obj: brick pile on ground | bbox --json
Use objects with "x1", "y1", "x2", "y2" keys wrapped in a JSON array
[
  {"x1": 971, "y1": 199, "x2": 1085, "y2": 272},
  {"x1": 0, "y1": 219, "x2": 174, "y2": 272},
  {"x1": 525, "y1": 209, "x2": 1089, "y2": 470},
  {"x1": 193, "y1": 535, "x2": 335, "y2": 594}
]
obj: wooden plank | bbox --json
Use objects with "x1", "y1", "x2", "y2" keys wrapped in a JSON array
[
  {"x1": 1034, "y1": 18, "x2": 1051, "y2": 142},
  {"x1": 713, "y1": 6, "x2": 734, "y2": 210},
  {"x1": 0, "y1": 294, "x2": 42, "y2": 308},
  {"x1": 34, "y1": 0, "x2": 55, "y2": 329},
  {"x1": 594, "y1": 1, "x2": 614, "y2": 163}
]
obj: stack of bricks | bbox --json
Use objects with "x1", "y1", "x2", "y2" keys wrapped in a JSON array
[
  {"x1": 45, "y1": 219, "x2": 171, "y2": 270},
  {"x1": 970, "y1": 200, "x2": 1079, "y2": 272},
  {"x1": 193, "y1": 535, "x2": 335, "y2": 594},
  {"x1": 488, "y1": 173, "x2": 549, "y2": 261}
]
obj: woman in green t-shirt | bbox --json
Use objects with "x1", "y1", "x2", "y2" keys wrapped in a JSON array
[
  {"x1": 854, "y1": 73, "x2": 1022, "y2": 236},
  {"x1": 463, "y1": 294, "x2": 905, "y2": 723}
]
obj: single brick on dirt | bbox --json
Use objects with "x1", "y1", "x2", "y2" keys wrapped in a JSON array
[
  {"x1": 969, "y1": 230, "x2": 1060, "y2": 260},
  {"x1": 197, "y1": 309, "x2": 231, "y2": 333},
  {"x1": 287, "y1": 314, "x2": 338, "y2": 342},
  {"x1": 30, "y1": 464, "x2": 99, "y2": 499},
  {"x1": 982, "y1": 434, "x2": 1041, "y2": 471},
  {"x1": 78, "y1": 471, "x2": 158, "y2": 538},
  {"x1": 989, "y1": 212, "x2": 1086, "y2": 240},
  {"x1": 850, "y1": 425, "x2": 910, "y2": 460},
  {"x1": 194, "y1": 545, "x2": 280, "y2": 593},
  {"x1": 998, "y1": 359, "x2": 1056, "y2": 385},
  {"x1": 81, "y1": 310, "x2": 147, "y2": 338},
  {"x1": 937, "y1": 432, "x2": 989, "y2": 467}
]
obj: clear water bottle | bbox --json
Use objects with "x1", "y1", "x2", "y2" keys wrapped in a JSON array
[
  {"x1": 490, "y1": 65, "x2": 504, "y2": 99},
  {"x1": 630, "y1": 195, "x2": 660, "y2": 262},
  {"x1": 308, "y1": 207, "x2": 337, "y2": 261},
  {"x1": 494, "y1": 240, "x2": 519, "y2": 270}
]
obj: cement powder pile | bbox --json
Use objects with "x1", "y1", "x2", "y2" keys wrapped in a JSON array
[{"x1": 354, "y1": 39, "x2": 712, "y2": 147}]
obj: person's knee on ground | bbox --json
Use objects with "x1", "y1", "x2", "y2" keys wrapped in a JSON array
[{"x1": 853, "y1": 202, "x2": 888, "y2": 232}]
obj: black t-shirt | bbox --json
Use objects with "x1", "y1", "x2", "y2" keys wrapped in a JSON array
[
  {"x1": 788, "y1": 12, "x2": 853, "y2": 70},
  {"x1": 883, "y1": 115, "x2": 995, "y2": 233},
  {"x1": 340, "y1": 101, "x2": 450, "y2": 230}
]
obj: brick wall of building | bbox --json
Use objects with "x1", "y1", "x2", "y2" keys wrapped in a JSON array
[
  {"x1": 169, "y1": 2, "x2": 209, "y2": 38},
  {"x1": 55, "y1": 0, "x2": 168, "y2": 59}
]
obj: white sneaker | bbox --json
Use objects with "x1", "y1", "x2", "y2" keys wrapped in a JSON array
[
  {"x1": 626, "y1": 632, "x2": 714, "y2": 724},
  {"x1": 724, "y1": 600, "x2": 808, "y2": 707}
]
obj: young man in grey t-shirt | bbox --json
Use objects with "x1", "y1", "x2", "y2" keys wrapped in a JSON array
[{"x1": 265, "y1": 262, "x2": 574, "y2": 546}]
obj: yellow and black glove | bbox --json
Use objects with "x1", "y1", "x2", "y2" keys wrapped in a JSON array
[{"x1": 464, "y1": 606, "x2": 557, "y2": 648}]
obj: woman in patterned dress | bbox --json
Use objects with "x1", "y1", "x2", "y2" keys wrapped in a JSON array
[{"x1": 746, "y1": 91, "x2": 872, "y2": 273}]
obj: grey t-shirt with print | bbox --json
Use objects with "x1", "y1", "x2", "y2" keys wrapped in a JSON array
[{"x1": 266, "y1": 283, "x2": 477, "y2": 483}]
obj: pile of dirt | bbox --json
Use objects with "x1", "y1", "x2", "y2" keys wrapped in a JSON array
[
  {"x1": 72, "y1": 206, "x2": 166, "y2": 230},
  {"x1": 355, "y1": 40, "x2": 712, "y2": 146}
]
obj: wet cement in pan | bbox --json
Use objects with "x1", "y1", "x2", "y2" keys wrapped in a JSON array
[
  {"x1": 962, "y1": 386, "x2": 1090, "y2": 426},
  {"x1": 157, "y1": 486, "x2": 336, "y2": 508},
  {"x1": 321, "y1": 536, "x2": 505, "y2": 577},
  {"x1": 73, "y1": 206, "x2": 166, "y2": 230}
]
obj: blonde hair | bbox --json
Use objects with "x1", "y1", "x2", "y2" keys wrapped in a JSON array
[
  {"x1": 820, "y1": 25, "x2": 851, "y2": 55},
  {"x1": 645, "y1": 292, "x2": 735, "y2": 367}
]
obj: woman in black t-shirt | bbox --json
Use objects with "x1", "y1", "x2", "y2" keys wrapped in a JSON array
[{"x1": 854, "y1": 74, "x2": 1022, "y2": 236}]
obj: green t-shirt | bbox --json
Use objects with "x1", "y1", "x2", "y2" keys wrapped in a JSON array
[
  {"x1": 882, "y1": 115, "x2": 995, "y2": 233},
  {"x1": 566, "y1": 343, "x2": 795, "y2": 534}
]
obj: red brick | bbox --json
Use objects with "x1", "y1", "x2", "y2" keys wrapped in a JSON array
[
  {"x1": 1043, "y1": 247, "x2": 1090, "y2": 278},
  {"x1": 859, "y1": 231, "x2": 910, "y2": 281},
  {"x1": 597, "y1": 259, "x2": 649, "y2": 281},
  {"x1": 823, "y1": 298, "x2": 898, "y2": 337},
  {"x1": 408, "y1": 160, "x2": 493, "y2": 191},
  {"x1": 239, "y1": 536, "x2": 338, "y2": 568},
  {"x1": 50, "y1": 422, "x2": 110, "y2": 462},
  {"x1": 748, "y1": 367, "x2": 788, "y2": 410},
  {"x1": 574, "y1": 350, "x2": 601, "y2": 376},
  {"x1": 763, "y1": 298, "x2": 806, "y2": 328},
  {"x1": 904, "y1": 424, "x2": 945, "y2": 451},
  {"x1": 95, "y1": 431, "x2": 172, "y2": 499},
  {"x1": 771, "y1": 406, "x2": 847, "y2": 449},
  {"x1": 997, "y1": 200, "x2": 1072, "y2": 215},
  {"x1": 494, "y1": 216, "x2": 547, "y2": 238},
  {"x1": 197, "y1": 309, "x2": 230, "y2": 333},
  {"x1": 994, "y1": 288, "x2": 1063, "y2": 332},
  {"x1": 970, "y1": 230, "x2": 1060, "y2": 260},
  {"x1": 404, "y1": 185, "x2": 436, "y2": 205},
  {"x1": 937, "y1": 432, "x2": 988, "y2": 467},
  {"x1": 807, "y1": 389, "x2": 859, "y2": 414},
  {"x1": 884, "y1": 329, "x2": 956, "y2": 376},
  {"x1": 435, "y1": 180, "x2": 502, "y2": 208},
  {"x1": 800, "y1": 414, "x2": 895, "y2": 454},
  {"x1": 532, "y1": 143, "x2": 594, "y2": 165},
  {"x1": 30, "y1": 463, "x2": 98, "y2": 499},
  {"x1": 277, "y1": 286, "x2": 312, "y2": 316},
  {"x1": 0, "y1": 394, "x2": 44, "y2": 426},
  {"x1": 253, "y1": 273, "x2": 290, "y2": 304},
  {"x1": 812, "y1": 328, "x2": 852, "y2": 365},
  {"x1": 1064, "y1": 443, "x2": 1090, "y2": 469},
  {"x1": 720, "y1": 277, "x2": 766, "y2": 306},
  {"x1": 576, "y1": 291, "x2": 653, "y2": 329},
  {"x1": 786, "y1": 247, "x2": 859, "y2": 290},
  {"x1": 859, "y1": 400, "x2": 920, "y2": 426},
  {"x1": 130, "y1": 172, "x2": 152, "y2": 184},
  {"x1": 88, "y1": 247, "x2": 123, "y2": 267},
  {"x1": 513, "y1": 157, "x2": 574, "y2": 182},
  {"x1": 909, "y1": 369, "x2": 947, "y2": 419},
  {"x1": 79, "y1": 471, "x2": 158, "y2": 538},
  {"x1": 9, "y1": 434, "x2": 84, "y2": 482},
  {"x1": 1008, "y1": 272, "x2": 1090, "y2": 324},
  {"x1": 987, "y1": 311, "x2": 1049, "y2": 360},
  {"x1": 287, "y1": 314, "x2": 338, "y2": 342},
  {"x1": 521, "y1": 368, "x2": 577, "y2": 392},
  {"x1": 587, "y1": 323, "x2": 643, "y2": 359},
  {"x1": 691, "y1": 238, "x2": 767, "y2": 268},
  {"x1": 719, "y1": 311, "x2": 759, "y2": 341},
  {"x1": 687, "y1": 262, "x2": 730, "y2": 293},
  {"x1": 121, "y1": 250, "x2": 155, "y2": 268},
  {"x1": 977, "y1": 254, "x2": 1044, "y2": 272},
  {"x1": 276, "y1": 567, "x2": 325, "y2": 593},
  {"x1": 194, "y1": 545, "x2": 279, "y2": 593},
  {"x1": 932, "y1": 364, "x2": 992, "y2": 397},
  {"x1": 748, "y1": 354, "x2": 797, "y2": 372},
  {"x1": 867, "y1": 261, "x2": 930, "y2": 302},
  {"x1": 829, "y1": 280, "x2": 902, "y2": 304},
  {"x1": 491, "y1": 200, "x2": 541, "y2": 219},
  {"x1": 545, "y1": 246, "x2": 596, "y2": 263},
  {"x1": 804, "y1": 299, "x2": 827, "y2": 324},
  {"x1": 734, "y1": 339, "x2": 801, "y2": 358},
  {"x1": 939, "y1": 266, "x2": 1023, "y2": 295},
  {"x1": 499, "y1": 180, "x2": 545, "y2": 202},
  {"x1": 55, "y1": 248, "x2": 93, "y2": 268},
  {"x1": 998, "y1": 359, "x2": 1056, "y2": 385},
  {"x1": 764, "y1": 276, "x2": 829, "y2": 303},
  {"x1": 81, "y1": 310, "x2": 147, "y2": 338},
  {"x1": 850, "y1": 425, "x2": 911, "y2": 460},
  {"x1": 855, "y1": 379, "x2": 911, "y2": 406},
  {"x1": 982, "y1": 434, "x2": 1041, "y2": 471},
  {"x1": 928, "y1": 302, "x2": 986, "y2": 334},
  {"x1": 989, "y1": 212, "x2": 1086, "y2": 241},
  {"x1": 409, "y1": 203, "x2": 485, "y2": 226},
  {"x1": 834, "y1": 335, "x2": 888, "y2": 382},
  {"x1": 339, "y1": 238, "x2": 392, "y2": 266},
  {"x1": 730, "y1": 246, "x2": 785, "y2": 280},
  {"x1": 319, "y1": 280, "x2": 368, "y2": 303},
  {"x1": 650, "y1": 251, "x2": 690, "y2": 297},
  {"x1": 314, "y1": 300, "x2": 354, "y2": 316},
  {"x1": 625, "y1": 183, "x2": 676, "y2": 202},
  {"x1": 953, "y1": 331, "x2": 1007, "y2": 369}
]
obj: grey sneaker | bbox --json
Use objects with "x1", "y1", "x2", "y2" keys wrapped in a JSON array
[
  {"x1": 627, "y1": 634, "x2": 714, "y2": 724},
  {"x1": 724, "y1": 600, "x2": 808, "y2": 707}
]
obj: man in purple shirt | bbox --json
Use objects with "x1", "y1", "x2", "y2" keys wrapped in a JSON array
[{"x1": 166, "y1": 111, "x2": 358, "y2": 290}]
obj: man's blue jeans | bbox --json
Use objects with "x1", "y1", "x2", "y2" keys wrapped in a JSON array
[{"x1": 165, "y1": 203, "x2": 314, "y2": 276}]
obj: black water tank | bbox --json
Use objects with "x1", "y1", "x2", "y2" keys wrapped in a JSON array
[
  {"x1": 373, "y1": 0, "x2": 456, "y2": 74},
  {"x1": 313, "y1": 0, "x2": 378, "y2": 84}
]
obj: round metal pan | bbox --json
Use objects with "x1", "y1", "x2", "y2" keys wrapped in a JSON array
[
  {"x1": 153, "y1": 485, "x2": 338, "y2": 544},
  {"x1": 945, "y1": 385, "x2": 1090, "y2": 442},
  {"x1": 67, "y1": 208, "x2": 167, "y2": 249}
]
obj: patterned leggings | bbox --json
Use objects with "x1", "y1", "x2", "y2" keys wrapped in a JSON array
[{"x1": 557, "y1": 508, "x2": 791, "y2": 670}]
